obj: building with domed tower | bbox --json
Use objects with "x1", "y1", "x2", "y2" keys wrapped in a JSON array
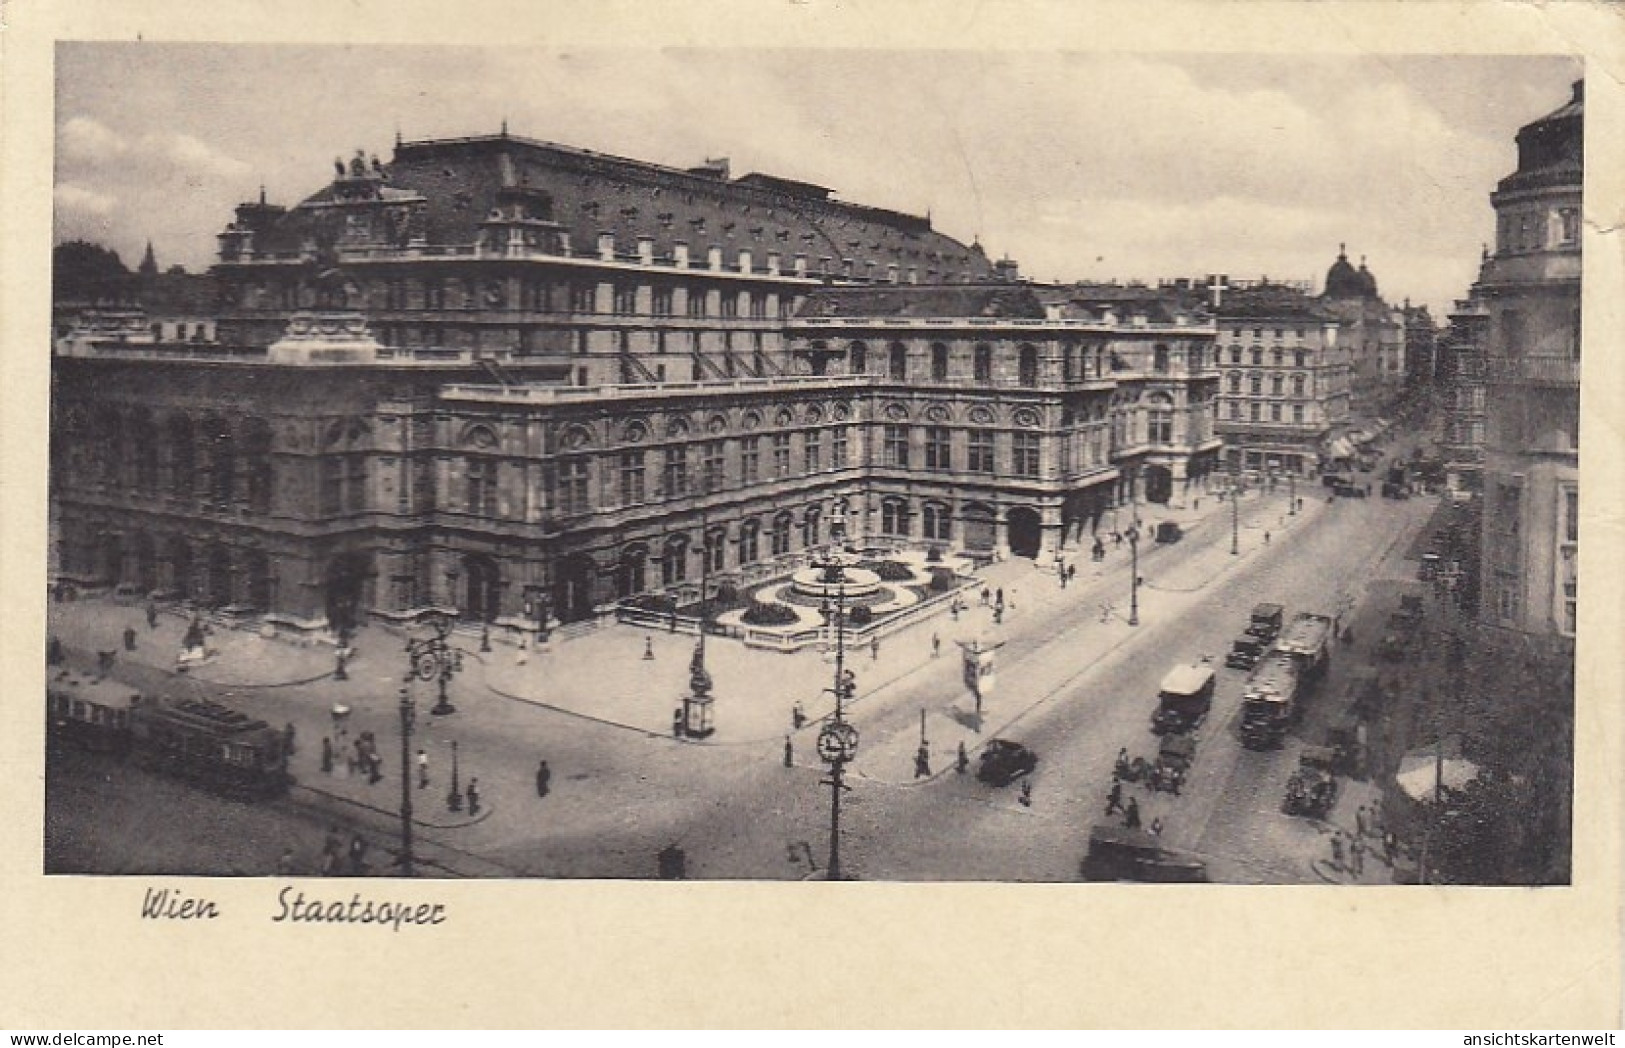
[{"x1": 1475, "y1": 79, "x2": 1582, "y2": 641}]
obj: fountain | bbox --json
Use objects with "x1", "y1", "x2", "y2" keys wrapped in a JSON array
[{"x1": 788, "y1": 554, "x2": 883, "y2": 601}]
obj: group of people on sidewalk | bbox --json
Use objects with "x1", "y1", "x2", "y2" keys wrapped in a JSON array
[{"x1": 1327, "y1": 802, "x2": 1400, "y2": 880}]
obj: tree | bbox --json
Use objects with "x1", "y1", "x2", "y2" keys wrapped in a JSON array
[{"x1": 53, "y1": 240, "x2": 133, "y2": 305}]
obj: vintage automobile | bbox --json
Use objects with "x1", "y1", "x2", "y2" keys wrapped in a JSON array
[
  {"x1": 1151, "y1": 662, "x2": 1215, "y2": 734},
  {"x1": 1246, "y1": 602, "x2": 1285, "y2": 644},
  {"x1": 1225, "y1": 634, "x2": 1266, "y2": 671},
  {"x1": 1333, "y1": 481, "x2": 1369, "y2": 499},
  {"x1": 976, "y1": 738, "x2": 1037, "y2": 786},
  {"x1": 1282, "y1": 745, "x2": 1339, "y2": 818},
  {"x1": 1145, "y1": 732, "x2": 1197, "y2": 794},
  {"x1": 1080, "y1": 824, "x2": 1209, "y2": 882},
  {"x1": 1153, "y1": 521, "x2": 1184, "y2": 544}
]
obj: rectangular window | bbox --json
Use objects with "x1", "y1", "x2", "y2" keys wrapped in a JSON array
[
  {"x1": 720, "y1": 294, "x2": 738, "y2": 319},
  {"x1": 1250, "y1": 402, "x2": 1261, "y2": 422},
  {"x1": 1292, "y1": 404, "x2": 1304, "y2": 424},
  {"x1": 804, "y1": 430, "x2": 822, "y2": 473},
  {"x1": 320, "y1": 457, "x2": 343, "y2": 515},
  {"x1": 749, "y1": 294, "x2": 767, "y2": 320},
  {"x1": 832, "y1": 428, "x2": 849, "y2": 468},
  {"x1": 558, "y1": 458, "x2": 589, "y2": 516},
  {"x1": 613, "y1": 284, "x2": 637, "y2": 315},
  {"x1": 884, "y1": 424, "x2": 911, "y2": 468},
  {"x1": 741, "y1": 437, "x2": 759, "y2": 484},
  {"x1": 772, "y1": 432, "x2": 791, "y2": 477},
  {"x1": 739, "y1": 525, "x2": 759, "y2": 564},
  {"x1": 619, "y1": 451, "x2": 646, "y2": 505},
  {"x1": 662, "y1": 448, "x2": 688, "y2": 499},
  {"x1": 687, "y1": 293, "x2": 707, "y2": 319},
  {"x1": 925, "y1": 426, "x2": 952, "y2": 471},
  {"x1": 968, "y1": 430, "x2": 995, "y2": 473},
  {"x1": 570, "y1": 283, "x2": 595, "y2": 313},
  {"x1": 1270, "y1": 403, "x2": 1282, "y2": 422},
  {"x1": 652, "y1": 288, "x2": 673, "y2": 317},
  {"x1": 1565, "y1": 488, "x2": 1579, "y2": 542},
  {"x1": 702, "y1": 440, "x2": 725, "y2": 493},
  {"x1": 1013, "y1": 432, "x2": 1040, "y2": 477}
]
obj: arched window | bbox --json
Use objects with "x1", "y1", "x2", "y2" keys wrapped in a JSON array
[
  {"x1": 881, "y1": 498, "x2": 909, "y2": 536},
  {"x1": 771, "y1": 511, "x2": 794, "y2": 556},
  {"x1": 739, "y1": 518, "x2": 761, "y2": 564},
  {"x1": 931, "y1": 342, "x2": 949, "y2": 382},
  {"x1": 704, "y1": 526, "x2": 728, "y2": 574},
  {"x1": 849, "y1": 341, "x2": 867, "y2": 375},
  {"x1": 1018, "y1": 344, "x2": 1039, "y2": 387},
  {"x1": 889, "y1": 342, "x2": 908, "y2": 381},
  {"x1": 974, "y1": 344, "x2": 993, "y2": 383},
  {"x1": 661, "y1": 534, "x2": 689, "y2": 586}
]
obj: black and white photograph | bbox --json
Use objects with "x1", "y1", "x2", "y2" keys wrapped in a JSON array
[
  {"x1": 7, "y1": 2, "x2": 1624, "y2": 1030},
  {"x1": 40, "y1": 43, "x2": 1586, "y2": 887}
]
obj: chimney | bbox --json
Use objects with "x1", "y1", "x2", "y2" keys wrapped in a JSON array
[
  {"x1": 597, "y1": 232, "x2": 615, "y2": 261},
  {"x1": 794, "y1": 254, "x2": 808, "y2": 278},
  {"x1": 738, "y1": 249, "x2": 752, "y2": 274},
  {"x1": 673, "y1": 242, "x2": 690, "y2": 269},
  {"x1": 707, "y1": 245, "x2": 723, "y2": 271},
  {"x1": 766, "y1": 251, "x2": 781, "y2": 276},
  {"x1": 637, "y1": 235, "x2": 655, "y2": 265}
]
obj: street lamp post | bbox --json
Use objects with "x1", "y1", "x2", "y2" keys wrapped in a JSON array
[
  {"x1": 407, "y1": 611, "x2": 464, "y2": 717},
  {"x1": 814, "y1": 557, "x2": 859, "y2": 881},
  {"x1": 397, "y1": 686, "x2": 415, "y2": 876},
  {"x1": 1128, "y1": 529, "x2": 1140, "y2": 627},
  {"x1": 1230, "y1": 461, "x2": 1241, "y2": 556},
  {"x1": 446, "y1": 738, "x2": 462, "y2": 814},
  {"x1": 1288, "y1": 468, "x2": 1297, "y2": 516}
]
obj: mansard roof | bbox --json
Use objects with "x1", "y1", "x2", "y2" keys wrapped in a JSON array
[
  {"x1": 1217, "y1": 283, "x2": 1333, "y2": 322},
  {"x1": 238, "y1": 132, "x2": 994, "y2": 281}
]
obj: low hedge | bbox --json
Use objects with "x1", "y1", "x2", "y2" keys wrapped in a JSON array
[{"x1": 742, "y1": 600, "x2": 800, "y2": 627}]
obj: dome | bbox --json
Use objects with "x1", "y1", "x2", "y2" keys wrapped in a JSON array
[
  {"x1": 1357, "y1": 258, "x2": 1378, "y2": 299},
  {"x1": 1323, "y1": 244, "x2": 1364, "y2": 299}
]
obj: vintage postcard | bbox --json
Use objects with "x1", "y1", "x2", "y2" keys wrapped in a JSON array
[{"x1": 3, "y1": 0, "x2": 1621, "y2": 1031}]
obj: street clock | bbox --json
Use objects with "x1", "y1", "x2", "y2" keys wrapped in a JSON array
[{"x1": 816, "y1": 721, "x2": 859, "y2": 763}]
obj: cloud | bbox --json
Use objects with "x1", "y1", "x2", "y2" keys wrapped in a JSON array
[
  {"x1": 58, "y1": 116, "x2": 129, "y2": 166},
  {"x1": 54, "y1": 182, "x2": 118, "y2": 218}
]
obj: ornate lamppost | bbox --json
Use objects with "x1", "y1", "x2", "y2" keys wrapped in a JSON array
[
  {"x1": 1128, "y1": 528, "x2": 1140, "y2": 627},
  {"x1": 397, "y1": 686, "x2": 415, "y2": 876},
  {"x1": 406, "y1": 610, "x2": 464, "y2": 717},
  {"x1": 814, "y1": 556, "x2": 859, "y2": 881},
  {"x1": 680, "y1": 473, "x2": 717, "y2": 739}
]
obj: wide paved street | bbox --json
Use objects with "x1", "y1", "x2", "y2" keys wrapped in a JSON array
[{"x1": 47, "y1": 462, "x2": 1435, "y2": 882}]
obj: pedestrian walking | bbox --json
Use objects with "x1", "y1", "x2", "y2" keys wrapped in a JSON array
[
  {"x1": 532, "y1": 759, "x2": 551, "y2": 798},
  {"x1": 1356, "y1": 805, "x2": 1370, "y2": 838},
  {"x1": 980, "y1": 587, "x2": 990, "y2": 607},
  {"x1": 466, "y1": 778, "x2": 481, "y2": 816},
  {"x1": 1331, "y1": 833, "x2": 1345, "y2": 871},
  {"x1": 145, "y1": 601, "x2": 159, "y2": 630},
  {"x1": 417, "y1": 748, "x2": 429, "y2": 789},
  {"x1": 283, "y1": 722, "x2": 296, "y2": 756},
  {"x1": 995, "y1": 588, "x2": 1004, "y2": 609},
  {"x1": 643, "y1": 635, "x2": 654, "y2": 660},
  {"x1": 1105, "y1": 780, "x2": 1124, "y2": 815},
  {"x1": 673, "y1": 706, "x2": 684, "y2": 738},
  {"x1": 1018, "y1": 779, "x2": 1032, "y2": 807},
  {"x1": 1383, "y1": 830, "x2": 1398, "y2": 865},
  {"x1": 792, "y1": 701, "x2": 806, "y2": 730},
  {"x1": 348, "y1": 833, "x2": 368, "y2": 876},
  {"x1": 993, "y1": 607, "x2": 1003, "y2": 625},
  {"x1": 783, "y1": 736, "x2": 794, "y2": 768},
  {"x1": 931, "y1": 632, "x2": 941, "y2": 658},
  {"x1": 1194, "y1": 498, "x2": 1201, "y2": 511},
  {"x1": 1123, "y1": 796, "x2": 1141, "y2": 830},
  {"x1": 123, "y1": 626, "x2": 137, "y2": 652},
  {"x1": 1067, "y1": 563, "x2": 1077, "y2": 583},
  {"x1": 913, "y1": 741, "x2": 932, "y2": 779},
  {"x1": 870, "y1": 636, "x2": 880, "y2": 661},
  {"x1": 1264, "y1": 530, "x2": 1271, "y2": 545},
  {"x1": 1149, "y1": 817, "x2": 1163, "y2": 837},
  {"x1": 956, "y1": 741, "x2": 969, "y2": 774},
  {"x1": 1350, "y1": 836, "x2": 1366, "y2": 877},
  {"x1": 950, "y1": 601, "x2": 960, "y2": 622}
]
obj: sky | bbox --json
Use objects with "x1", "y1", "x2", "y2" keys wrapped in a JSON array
[{"x1": 53, "y1": 45, "x2": 1582, "y2": 316}]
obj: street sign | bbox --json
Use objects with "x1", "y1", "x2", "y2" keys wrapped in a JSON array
[{"x1": 959, "y1": 641, "x2": 1000, "y2": 698}]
